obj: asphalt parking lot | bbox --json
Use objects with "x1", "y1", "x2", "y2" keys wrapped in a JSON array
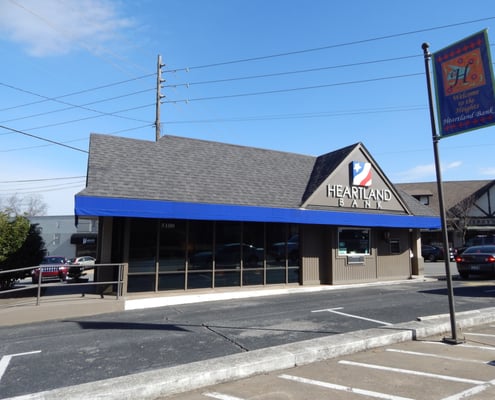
[{"x1": 164, "y1": 323, "x2": 495, "y2": 400}]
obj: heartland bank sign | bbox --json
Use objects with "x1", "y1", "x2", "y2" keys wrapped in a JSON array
[{"x1": 326, "y1": 161, "x2": 392, "y2": 209}]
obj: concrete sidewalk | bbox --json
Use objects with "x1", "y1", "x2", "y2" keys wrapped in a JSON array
[{"x1": 6, "y1": 306, "x2": 495, "y2": 400}]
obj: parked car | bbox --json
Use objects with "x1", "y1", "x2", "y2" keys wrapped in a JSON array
[
  {"x1": 455, "y1": 245, "x2": 495, "y2": 279},
  {"x1": 421, "y1": 245, "x2": 445, "y2": 262},
  {"x1": 455, "y1": 235, "x2": 495, "y2": 256},
  {"x1": 68, "y1": 256, "x2": 96, "y2": 279},
  {"x1": 31, "y1": 256, "x2": 69, "y2": 283}
]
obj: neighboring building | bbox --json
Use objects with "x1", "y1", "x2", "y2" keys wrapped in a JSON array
[
  {"x1": 29, "y1": 215, "x2": 97, "y2": 260},
  {"x1": 74, "y1": 134, "x2": 440, "y2": 295},
  {"x1": 396, "y1": 180, "x2": 495, "y2": 249}
]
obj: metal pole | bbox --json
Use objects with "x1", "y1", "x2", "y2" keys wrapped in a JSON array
[{"x1": 422, "y1": 43, "x2": 460, "y2": 343}]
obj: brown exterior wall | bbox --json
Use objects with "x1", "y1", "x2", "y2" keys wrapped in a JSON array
[
  {"x1": 302, "y1": 226, "x2": 413, "y2": 285},
  {"x1": 376, "y1": 229, "x2": 411, "y2": 281},
  {"x1": 300, "y1": 225, "x2": 323, "y2": 285}
]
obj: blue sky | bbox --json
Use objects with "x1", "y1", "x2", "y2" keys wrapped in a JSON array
[{"x1": 1, "y1": 0, "x2": 495, "y2": 215}]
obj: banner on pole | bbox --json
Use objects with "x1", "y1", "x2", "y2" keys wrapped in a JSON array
[{"x1": 433, "y1": 30, "x2": 495, "y2": 137}]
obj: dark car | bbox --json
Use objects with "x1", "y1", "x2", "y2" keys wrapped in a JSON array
[
  {"x1": 421, "y1": 245, "x2": 445, "y2": 262},
  {"x1": 455, "y1": 245, "x2": 495, "y2": 279},
  {"x1": 31, "y1": 256, "x2": 69, "y2": 283},
  {"x1": 455, "y1": 235, "x2": 495, "y2": 257}
]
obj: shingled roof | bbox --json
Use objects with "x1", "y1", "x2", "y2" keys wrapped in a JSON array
[
  {"x1": 78, "y1": 133, "x2": 436, "y2": 217},
  {"x1": 80, "y1": 134, "x2": 317, "y2": 208},
  {"x1": 395, "y1": 180, "x2": 494, "y2": 214}
]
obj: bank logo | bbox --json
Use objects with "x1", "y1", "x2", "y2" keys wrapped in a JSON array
[{"x1": 352, "y1": 161, "x2": 372, "y2": 187}]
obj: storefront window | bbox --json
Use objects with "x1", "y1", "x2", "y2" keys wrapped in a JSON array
[
  {"x1": 242, "y1": 222, "x2": 265, "y2": 286},
  {"x1": 125, "y1": 218, "x2": 301, "y2": 292},
  {"x1": 338, "y1": 228, "x2": 370, "y2": 255},
  {"x1": 214, "y1": 222, "x2": 241, "y2": 287},
  {"x1": 287, "y1": 224, "x2": 300, "y2": 283},
  {"x1": 128, "y1": 219, "x2": 157, "y2": 273},
  {"x1": 266, "y1": 224, "x2": 288, "y2": 284},
  {"x1": 128, "y1": 219, "x2": 158, "y2": 292},
  {"x1": 188, "y1": 221, "x2": 214, "y2": 289},
  {"x1": 158, "y1": 220, "x2": 186, "y2": 290}
]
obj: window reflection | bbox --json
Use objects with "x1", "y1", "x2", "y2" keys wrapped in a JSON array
[
  {"x1": 214, "y1": 222, "x2": 241, "y2": 286},
  {"x1": 126, "y1": 218, "x2": 301, "y2": 291},
  {"x1": 338, "y1": 228, "x2": 370, "y2": 255},
  {"x1": 188, "y1": 221, "x2": 214, "y2": 289},
  {"x1": 128, "y1": 219, "x2": 157, "y2": 292}
]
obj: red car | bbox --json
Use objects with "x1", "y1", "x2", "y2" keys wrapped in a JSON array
[{"x1": 31, "y1": 256, "x2": 69, "y2": 284}]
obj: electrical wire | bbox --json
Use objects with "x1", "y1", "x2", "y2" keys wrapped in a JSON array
[
  {"x1": 164, "y1": 54, "x2": 423, "y2": 88},
  {"x1": 164, "y1": 16, "x2": 495, "y2": 72},
  {"x1": 163, "y1": 72, "x2": 424, "y2": 104},
  {"x1": 0, "y1": 73, "x2": 155, "y2": 113},
  {"x1": 0, "y1": 82, "x2": 152, "y2": 124},
  {"x1": 0, "y1": 125, "x2": 88, "y2": 153},
  {"x1": 0, "y1": 176, "x2": 86, "y2": 184}
]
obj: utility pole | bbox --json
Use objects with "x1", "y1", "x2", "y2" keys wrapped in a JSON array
[{"x1": 155, "y1": 55, "x2": 164, "y2": 141}]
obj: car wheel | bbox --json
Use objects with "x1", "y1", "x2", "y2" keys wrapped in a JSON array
[
  {"x1": 31, "y1": 277, "x2": 38, "y2": 284},
  {"x1": 427, "y1": 254, "x2": 436, "y2": 262},
  {"x1": 459, "y1": 272, "x2": 469, "y2": 279}
]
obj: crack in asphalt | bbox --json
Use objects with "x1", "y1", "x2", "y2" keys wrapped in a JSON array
[{"x1": 202, "y1": 323, "x2": 250, "y2": 352}]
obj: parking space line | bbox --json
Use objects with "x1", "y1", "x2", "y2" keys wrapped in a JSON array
[
  {"x1": 311, "y1": 307, "x2": 392, "y2": 326},
  {"x1": 464, "y1": 332, "x2": 495, "y2": 338},
  {"x1": 423, "y1": 341, "x2": 495, "y2": 351},
  {"x1": 279, "y1": 374, "x2": 414, "y2": 400},
  {"x1": 386, "y1": 348, "x2": 488, "y2": 364},
  {"x1": 0, "y1": 350, "x2": 41, "y2": 381},
  {"x1": 440, "y1": 379, "x2": 495, "y2": 400},
  {"x1": 203, "y1": 392, "x2": 246, "y2": 400},
  {"x1": 338, "y1": 360, "x2": 486, "y2": 384}
]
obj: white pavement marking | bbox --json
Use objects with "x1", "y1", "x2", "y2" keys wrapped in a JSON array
[
  {"x1": 386, "y1": 348, "x2": 488, "y2": 364},
  {"x1": 0, "y1": 350, "x2": 41, "y2": 381},
  {"x1": 279, "y1": 374, "x2": 414, "y2": 400},
  {"x1": 203, "y1": 392, "x2": 246, "y2": 400},
  {"x1": 464, "y1": 332, "x2": 495, "y2": 338},
  {"x1": 423, "y1": 341, "x2": 495, "y2": 352},
  {"x1": 440, "y1": 379, "x2": 495, "y2": 400},
  {"x1": 311, "y1": 307, "x2": 392, "y2": 326},
  {"x1": 338, "y1": 360, "x2": 485, "y2": 385}
]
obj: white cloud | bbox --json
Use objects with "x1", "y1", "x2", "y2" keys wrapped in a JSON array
[
  {"x1": 0, "y1": 0, "x2": 133, "y2": 57},
  {"x1": 479, "y1": 167, "x2": 495, "y2": 177},
  {"x1": 392, "y1": 160, "x2": 463, "y2": 183}
]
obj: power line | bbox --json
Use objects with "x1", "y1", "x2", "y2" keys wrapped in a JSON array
[
  {"x1": 1, "y1": 124, "x2": 153, "y2": 153},
  {"x1": 164, "y1": 16, "x2": 495, "y2": 72},
  {"x1": 0, "y1": 125, "x2": 88, "y2": 153},
  {"x1": 0, "y1": 103, "x2": 155, "y2": 135},
  {"x1": 163, "y1": 72, "x2": 424, "y2": 104},
  {"x1": 0, "y1": 73, "x2": 155, "y2": 113},
  {"x1": 164, "y1": 54, "x2": 422, "y2": 88},
  {"x1": 0, "y1": 176, "x2": 86, "y2": 184},
  {"x1": 164, "y1": 105, "x2": 427, "y2": 125},
  {"x1": 0, "y1": 82, "x2": 152, "y2": 124}
]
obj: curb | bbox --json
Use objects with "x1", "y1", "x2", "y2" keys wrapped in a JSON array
[{"x1": 8, "y1": 307, "x2": 495, "y2": 400}]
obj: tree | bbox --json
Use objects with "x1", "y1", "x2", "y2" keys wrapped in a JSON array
[
  {"x1": 1, "y1": 194, "x2": 47, "y2": 217},
  {"x1": 0, "y1": 212, "x2": 30, "y2": 263},
  {"x1": 447, "y1": 193, "x2": 477, "y2": 245},
  {"x1": 0, "y1": 213, "x2": 46, "y2": 289}
]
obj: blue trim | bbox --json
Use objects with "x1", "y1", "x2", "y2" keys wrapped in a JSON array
[{"x1": 74, "y1": 195, "x2": 441, "y2": 229}]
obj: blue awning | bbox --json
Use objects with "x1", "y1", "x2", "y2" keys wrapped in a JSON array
[{"x1": 74, "y1": 195, "x2": 441, "y2": 229}]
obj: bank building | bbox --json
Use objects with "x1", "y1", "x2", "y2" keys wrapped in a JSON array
[{"x1": 74, "y1": 134, "x2": 439, "y2": 294}]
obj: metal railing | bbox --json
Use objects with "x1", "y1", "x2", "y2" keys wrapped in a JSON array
[{"x1": 0, "y1": 263, "x2": 128, "y2": 307}]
